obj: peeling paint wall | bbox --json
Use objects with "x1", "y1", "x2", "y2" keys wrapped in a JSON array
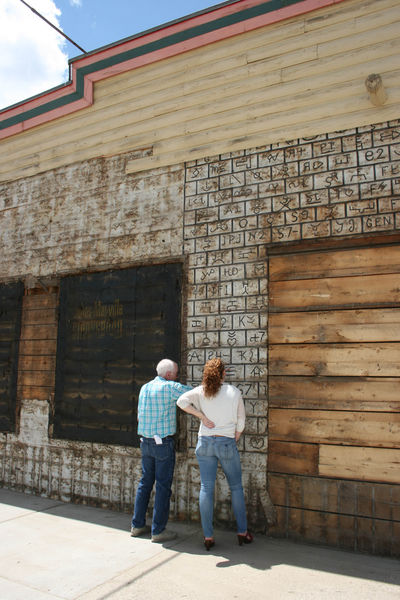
[{"x1": 0, "y1": 150, "x2": 185, "y2": 278}]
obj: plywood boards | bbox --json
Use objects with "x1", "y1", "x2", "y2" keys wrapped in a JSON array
[
  {"x1": 268, "y1": 242, "x2": 400, "y2": 554},
  {"x1": 17, "y1": 289, "x2": 58, "y2": 403},
  {"x1": 268, "y1": 473, "x2": 400, "y2": 555}
]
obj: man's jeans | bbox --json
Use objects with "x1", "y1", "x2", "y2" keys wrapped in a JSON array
[
  {"x1": 195, "y1": 436, "x2": 247, "y2": 538},
  {"x1": 131, "y1": 436, "x2": 175, "y2": 535}
]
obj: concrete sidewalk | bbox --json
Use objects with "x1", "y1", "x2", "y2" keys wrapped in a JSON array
[{"x1": 1, "y1": 488, "x2": 399, "y2": 600}]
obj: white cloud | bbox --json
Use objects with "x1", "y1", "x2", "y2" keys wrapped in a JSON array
[
  {"x1": 0, "y1": 0, "x2": 69, "y2": 110},
  {"x1": 70, "y1": 0, "x2": 82, "y2": 7}
]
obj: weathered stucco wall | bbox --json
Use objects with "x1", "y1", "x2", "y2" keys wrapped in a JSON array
[
  {"x1": 0, "y1": 150, "x2": 184, "y2": 278},
  {"x1": 1, "y1": 117, "x2": 400, "y2": 543}
]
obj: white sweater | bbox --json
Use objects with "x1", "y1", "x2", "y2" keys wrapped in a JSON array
[{"x1": 177, "y1": 384, "x2": 245, "y2": 438}]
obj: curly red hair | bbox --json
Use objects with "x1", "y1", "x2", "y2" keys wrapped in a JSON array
[{"x1": 202, "y1": 358, "x2": 225, "y2": 398}]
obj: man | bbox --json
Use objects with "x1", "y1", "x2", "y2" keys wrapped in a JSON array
[{"x1": 131, "y1": 358, "x2": 192, "y2": 543}]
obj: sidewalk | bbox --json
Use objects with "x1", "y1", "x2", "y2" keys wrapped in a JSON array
[{"x1": 1, "y1": 488, "x2": 399, "y2": 600}]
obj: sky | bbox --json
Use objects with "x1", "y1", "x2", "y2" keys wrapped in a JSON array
[{"x1": 0, "y1": 0, "x2": 225, "y2": 110}]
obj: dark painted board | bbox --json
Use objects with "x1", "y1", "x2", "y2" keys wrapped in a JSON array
[
  {"x1": 54, "y1": 263, "x2": 182, "y2": 446},
  {"x1": 0, "y1": 281, "x2": 23, "y2": 432}
]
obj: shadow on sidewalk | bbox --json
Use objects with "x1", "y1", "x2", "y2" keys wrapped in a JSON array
[
  {"x1": 2, "y1": 487, "x2": 400, "y2": 591},
  {"x1": 167, "y1": 523, "x2": 400, "y2": 587}
]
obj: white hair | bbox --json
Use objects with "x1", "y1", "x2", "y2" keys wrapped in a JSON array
[{"x1": 156, "y1": 359, "x2": 177, "y2": 377}]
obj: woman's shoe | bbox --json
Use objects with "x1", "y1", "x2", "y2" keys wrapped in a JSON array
[
  {"x1": 204, "y1": 537, "x2": 215, "y2": 551},
  {"x1": 237, "y1": 531, "x2": 253, "y2": 546}
]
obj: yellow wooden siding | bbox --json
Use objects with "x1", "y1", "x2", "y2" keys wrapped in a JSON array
[
  {"x1": 319, "y1": 445, "x2": 400, "y2": 484},
  {"x1": 1, "y1": 0, "x2": 399, "y2": 182}
]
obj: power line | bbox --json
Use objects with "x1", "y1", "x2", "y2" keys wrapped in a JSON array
[{"x1": 19, "y1": 0, "x2": 87, "y2": 54}]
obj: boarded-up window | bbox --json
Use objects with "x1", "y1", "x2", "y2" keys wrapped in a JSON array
[
  {"x1": 54, "y1": 263, "x2": 182, "y2": 446},
  {"x1": 0, "y1": 281, "x2": 23, "y2": 432},
  {"x1": 268, "y1": 244, "x2": 400, "y2": 556}
]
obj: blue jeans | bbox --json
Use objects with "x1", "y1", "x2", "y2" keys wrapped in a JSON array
[
  {"x1": 131, "y1": 436, "x2": 175, "y2": 536},
  {"x1": 195, "y1": 436, "x2": 247, "y2": 538}
]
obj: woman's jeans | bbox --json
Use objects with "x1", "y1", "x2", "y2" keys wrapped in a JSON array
[
  {"x1": 131, "y1": 436, "x2": 175, "y2": 536},
  {"x1": 195, "y1": 436, "x2": 247, "y2": 538}
]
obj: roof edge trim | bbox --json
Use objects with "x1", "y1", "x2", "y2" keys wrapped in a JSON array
[{"x1": 0, "y1": 0, "x2": 345, "y2": 140}]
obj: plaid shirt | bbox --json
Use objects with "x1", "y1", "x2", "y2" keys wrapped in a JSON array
[{"x1": 137, "y1": 376, "x2": 192, "y2": 438}]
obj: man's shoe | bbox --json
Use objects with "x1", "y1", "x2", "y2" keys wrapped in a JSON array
[
  {"x1": 151, "y1": 529, "x2": 177, "y2": 543},
  {"x1": 130, "y1": 525, "x2": 151, "y2": 537}
]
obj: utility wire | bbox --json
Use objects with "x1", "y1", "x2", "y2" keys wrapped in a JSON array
[{"x1": 19, "y1": 0, "x2": 87, "y2": 54}]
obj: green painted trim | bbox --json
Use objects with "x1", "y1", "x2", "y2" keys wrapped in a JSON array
[{"x1": 0, "y1": 0, "x2": 305, "y2": 131}]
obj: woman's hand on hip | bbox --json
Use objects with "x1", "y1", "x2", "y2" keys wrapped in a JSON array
[{"x1": 201, "y1": 415, "x2": 215, "y2": 429}]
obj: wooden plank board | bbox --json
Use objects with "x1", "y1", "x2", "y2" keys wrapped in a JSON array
[
  {"x1": 145, "y1": 78, "x2": 397, "y2": 152},
  {"x1": 248, "y1": 9, "x2": 400, "y2": 64},
  {"x1": 269, "y1": 246, "x2": 400, "y2": 281},
  {"x1": 23, "y1": 292, "x2": 58, "y2": 309},
  {"x1": 22, "y1": 308, "x2": 57, "y2": 325},
  {"x1": 317, "y1": 17, "x2": 400, "y2": 59},
  {"x1": 19, "y1": 340, "x2": 57, "y2": 355},
  {"x1": 282, "y1": 32, "x2": 400, "y2": 82},
  {"x1": 268, "y1": 441, "x2": 319, "y2": 475},
  {"x1": 270, "y1": 273, "x2": 400, "y2": 311},
  {"x1": 269, "y1": 408, "x2": 400, "y2": 448},
  {"x1": 148, "y1": 78, "x2": 400, "y2": 158},
  {"x1": 269, "y1": 342, "x2": 400, "y2": 376},
  {"x1": 267, "y1": 472, "x2": 400, "y2": 519},
  {"x1": 18, "y1": 370, "x2": 55, "y2": 388},
  {"x1": 17, "y1": 385, "x2": 54, "y2": 401},
  {"x1": 304, "y1": 0, "x2": 398, "y2": 32},
  {"x1": 267, "y1": 505, "x2": 399, "y2": 555},
  {"x1": 269, "y1": 308, "x2": 400, "y2": 343},
  {"x1": 269, "y1": 376, "x2": 400, "y2": 412},
  {"x1": 319, "y1": 445, "x2": 400, "y2": 484},
  {"x1": 20, "y1": 324, "x2": 58, "y2": 341},
  {"x1": 18, "y1": 356, "x2": 56, "y2": 372},
  {"x1": 114, "y1": 95, "x2": 400, "y2": 175}
]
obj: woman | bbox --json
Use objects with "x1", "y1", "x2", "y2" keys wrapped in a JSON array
[{"x1": 177, "y1": 358, "x2": 253, "y2": 550}]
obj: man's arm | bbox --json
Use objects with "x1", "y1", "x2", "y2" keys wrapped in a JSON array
[{"x1": 172, "y1": 381, "x2": 193, "y2": 395}]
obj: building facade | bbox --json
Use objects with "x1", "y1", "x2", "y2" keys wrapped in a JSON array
[{"x1": 0, "y1": 0, "x2": 399, "y2": 556}]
